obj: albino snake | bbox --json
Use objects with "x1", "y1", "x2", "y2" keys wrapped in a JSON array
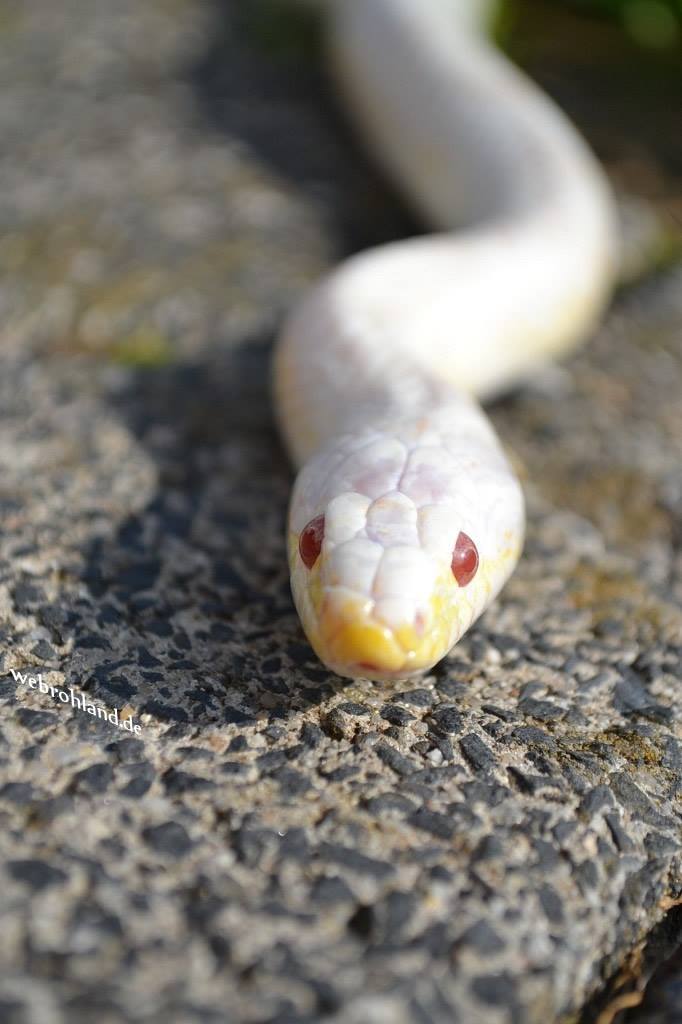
[{"x1": 273, "y1": 0, "x2": 617, "y2": 681}]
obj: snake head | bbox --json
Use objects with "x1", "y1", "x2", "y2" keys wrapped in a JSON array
[{"x1": 287, "y1": 425, "x2": 524, "y2": 682}]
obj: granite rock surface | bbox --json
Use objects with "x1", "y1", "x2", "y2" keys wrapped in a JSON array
[{"x1": 0, "y1": 2, "x2": 681, "y2": 1023}]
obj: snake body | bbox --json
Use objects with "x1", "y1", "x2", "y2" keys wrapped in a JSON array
[{"x1": 273, "y1": 0, "x2": 617, "y2": 681}]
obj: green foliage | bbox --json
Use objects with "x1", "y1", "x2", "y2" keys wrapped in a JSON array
[
  {"x1": 239, "y1": 0, "x2": 322, "y2": 61},
  {"x1": 111, "y1": 328, "x2": 173, "y2": 368},
  {"x1": 564, "y1": 0, "x2": 681, "y2": 47}
]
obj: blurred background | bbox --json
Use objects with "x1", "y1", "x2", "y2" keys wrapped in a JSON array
[
  {"x1": 0, "y1": 0, "x2": 680, "y2": 373},
  {"x1": 557, "y1": 0, "x2": 682, "y2": 49}
]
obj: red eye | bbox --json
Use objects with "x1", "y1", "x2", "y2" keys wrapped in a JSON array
[
  {"x1": 299, "y1": 514, "x2": 325, "y2": 569},
  {"x1": 452, "y1": 531, "x2": 478, "y2": 586}
]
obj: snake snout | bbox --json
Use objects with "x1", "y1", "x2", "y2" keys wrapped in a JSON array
[{"x1": 314, "y1": 586, "x2": 445, "y2": 681}]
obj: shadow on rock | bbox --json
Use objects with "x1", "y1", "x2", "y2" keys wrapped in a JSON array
[
  {"x1": 72, "y1": 338, "x2": 350, "y2": 735},
  {"x1": 187, "y1": 0, "x2": 419, "y2": 255}
]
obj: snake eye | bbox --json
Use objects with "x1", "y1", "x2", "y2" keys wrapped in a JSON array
[
  {"x1": 451, "y1": 531, "x2": 478, "y2": 586},
  {"x1": 299, "y1": 514, "x2": 325, "y2": 569}
]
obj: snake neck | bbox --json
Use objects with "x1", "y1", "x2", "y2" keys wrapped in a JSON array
[
  {"x1": 274, "y1": 0, "x2": 617, "y2": 468},
  {"x1": 327, "y1": 0, "x2": 615, "y2": 231}
]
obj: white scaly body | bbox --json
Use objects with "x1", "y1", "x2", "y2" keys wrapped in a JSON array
[{"x1": 273, "y1": 0, "x2": 617, "y2": 681}]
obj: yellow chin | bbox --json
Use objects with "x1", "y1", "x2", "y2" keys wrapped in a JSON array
[{"x1": 308, "y1": 590, "x2": 455, "y2": 682}]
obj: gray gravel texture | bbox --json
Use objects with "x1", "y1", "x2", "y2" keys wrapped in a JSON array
[{"x1": 0, "y1": 2, "x2": 681, "y2": 1023}]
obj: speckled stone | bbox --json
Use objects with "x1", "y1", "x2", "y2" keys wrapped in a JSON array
[{"x1": 0, "y1": 2, "x2": 681, "y2": 1024}]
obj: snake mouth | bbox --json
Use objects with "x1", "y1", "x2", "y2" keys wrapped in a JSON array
[{"x1": 309, "y1": 589, "x2": 447, "y2": 682}]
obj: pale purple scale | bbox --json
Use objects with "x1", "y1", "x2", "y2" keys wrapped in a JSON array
[
  {"x1": 397, "y1": 444, "x2": 460, "y2": 506},
  {"x1": 365, "y1": 491, "x2": 419, "y2": 548}
]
